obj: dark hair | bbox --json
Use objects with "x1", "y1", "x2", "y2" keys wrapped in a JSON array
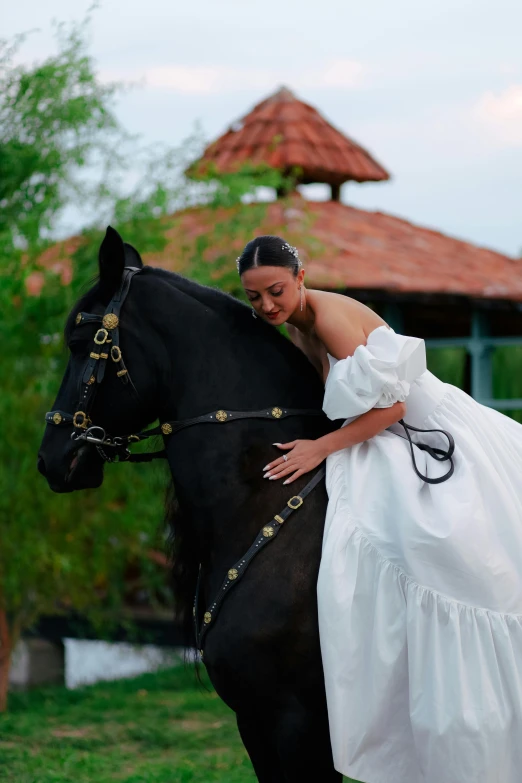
[{"x1": 237, "y1": 235, "x2": 302, "y2": 277}]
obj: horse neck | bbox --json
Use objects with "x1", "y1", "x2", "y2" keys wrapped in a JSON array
[
  {"x1": 140, "y1": 270, "x2": 324, "y2": 421},
  {"x1": 140, "y1": 271, "x2": 325, "y2": 567}
]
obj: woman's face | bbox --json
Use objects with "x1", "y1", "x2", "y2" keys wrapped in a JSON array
[{"x1": 241, "y1": 265, "x2": 303, "y2": 326}]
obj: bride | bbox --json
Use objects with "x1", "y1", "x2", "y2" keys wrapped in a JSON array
[{"x1": 237, "y1": 234, "x2": 522, "y2": 783}]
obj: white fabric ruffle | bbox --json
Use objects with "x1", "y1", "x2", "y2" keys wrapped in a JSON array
[
  {"x1": 322, "y1": 325, "x2": 426, "y2": 420},
  {"x1": 318, "y1": 327, "x2": 522, "y2": 783}
]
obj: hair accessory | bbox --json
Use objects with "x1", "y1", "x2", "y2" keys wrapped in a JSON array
[
  {"x1": 282, "y1": 243, "x2": 302, "y2": 268},
  {"x1": 236, "y1": 257, "x2": 241, "y2": 271}
]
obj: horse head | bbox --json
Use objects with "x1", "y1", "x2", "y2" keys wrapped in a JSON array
[{"x1": 38, "y1": 226, "x2": 325, "y2": 494}]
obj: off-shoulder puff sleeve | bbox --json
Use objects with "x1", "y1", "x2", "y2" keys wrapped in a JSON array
[{"x1": 322, "y1": 326, "x2": 427, "y2": 420}]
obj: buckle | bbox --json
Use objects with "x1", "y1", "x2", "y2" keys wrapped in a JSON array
[
  {"x1": 287, "y1": 495, "x2": 303, "y2": 510},
  {"x1": 111, "y1": 345, "x2": 122, "y2": 363},
  {"x1": 94, "y1": 328, "x2": 109, "y2": 345},
  {"x1": 73, "y1": 411, "x2": 90, "y2": 430}
]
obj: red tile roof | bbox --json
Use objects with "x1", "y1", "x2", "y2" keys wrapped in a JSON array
[
  {"x1": 190, "y1": 87, "x2": 390, "y2": 186},
  {"x1": 147, "y1": 195, "x2": 522, "y2": 301},
  {"x1": 34, "y1": 196, "x2": 522, "y2": 302}
]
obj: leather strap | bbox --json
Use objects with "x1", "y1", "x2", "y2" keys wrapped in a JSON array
[
  {"x1": 147, "y1": 407, "x2": 326, "y2": 439},
  {"x1": 194, "y1": 465, "x2": 326, "y2": 654},
  {"x1": 397, "y1": 419, "x2": 455, "y2": 485}
]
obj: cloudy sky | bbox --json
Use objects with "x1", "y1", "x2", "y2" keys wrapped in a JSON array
[{"x1": 5, "y1": 0, "x2": 522, "y2": 256}]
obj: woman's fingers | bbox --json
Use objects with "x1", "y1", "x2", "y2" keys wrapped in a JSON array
[
  {"x1": 263, "y1": 457, "x2": 290, "y2": 475},
  {"x1": 263, "y1": 447, "x2": 296, "y2": 473},
  {"x1": 267, "y1": 463, "x2": 298, "y2": 480},
  {"x1": 273, "y1": 441, "x2": 297, "y2": 449},
  {"x1": 283, "y1": 469, "x2": 304, "y2": 485}
]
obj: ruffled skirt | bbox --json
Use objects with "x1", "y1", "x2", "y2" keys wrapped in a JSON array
[{"x1": 318, "y1": 377, "x2": 522, "y2": 783}]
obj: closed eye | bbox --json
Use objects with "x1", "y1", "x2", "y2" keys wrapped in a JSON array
[{"x1": 247, "y1": 289, "x2": 283, "y2": 301}]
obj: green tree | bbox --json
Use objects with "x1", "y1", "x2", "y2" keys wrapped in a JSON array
[
  {"x1": 0, "y1": 20, "x2": 121, "y2": 255},
  {"x1": 0, "y1": 17, "x2": 180, "y2": 711},
  {"x1": 0, "y1": 16, "x2": 295, "y2": 711}
]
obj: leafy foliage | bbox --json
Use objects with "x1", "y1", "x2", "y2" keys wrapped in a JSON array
[
  {"x1": 0, "y1": 21, "x2": 121, "y2": 253},
  {"x1": 0, "y1": 13, "x2": 295, "y2": 711}
]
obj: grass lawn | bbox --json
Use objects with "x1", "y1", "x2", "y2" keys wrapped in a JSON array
[
  {"x1": 0, "y1": 665, "x2": 356, "y2": 782},
  {"x1": 0, "y1": 665, "x2": 256, "y2": 782}
]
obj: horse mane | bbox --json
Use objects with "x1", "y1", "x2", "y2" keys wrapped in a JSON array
[{"x1": 143, "y1": 267, "x2": 299, "y2": 356}]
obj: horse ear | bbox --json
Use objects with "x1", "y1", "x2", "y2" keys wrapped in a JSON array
[
  {"x1": 123, "y1": 242, "x2": 143, "y2": 268},
  {"x1": 98, "y1": 226, "x2": 125, "y2": 293}
]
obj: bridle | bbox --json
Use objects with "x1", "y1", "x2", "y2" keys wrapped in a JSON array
[
  {"x1": 45, "y1": 267, "x2": 326, "y2": 464},
  {"x1": 45, "y1": 267, "x2": 144, "y2": 460}
]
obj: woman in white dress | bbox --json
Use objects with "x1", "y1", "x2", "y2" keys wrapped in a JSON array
[{"x1": 237, "y1": 235, "x2": 522, "y2": 783}]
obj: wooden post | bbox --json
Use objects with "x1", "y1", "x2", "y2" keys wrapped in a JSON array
[
  {"x1": 0, "y1": 607, "x2": 11, "y2": 712},
  {"x1": 469, "y1": 311, "x2": 492, "y2": 403},
  {"x1": 330, "y1": 183, "x2": 341, "y2": 202},
  {"x1": 383, "y1": 302, "x2": 404, "y2": 333}
]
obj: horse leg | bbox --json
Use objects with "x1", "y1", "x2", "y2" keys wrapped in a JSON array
[
  {"x1": 237, "y1": 712, "x2": 285, "y2": 783},
  {"x1": 237, "y1": 705, "x2": 342, "y2": 783},
  {"x1": 272, "y1": 702, "x2": 342, "y2": 783}
]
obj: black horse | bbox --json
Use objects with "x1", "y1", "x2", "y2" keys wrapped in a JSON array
[{"x1": 38, "y1": 227, "x2": 343, "y2": 782}]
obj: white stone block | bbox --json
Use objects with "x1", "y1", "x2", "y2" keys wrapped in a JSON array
[{"x1": 63, "y1": 638, "x2": 184, "y2": 689}]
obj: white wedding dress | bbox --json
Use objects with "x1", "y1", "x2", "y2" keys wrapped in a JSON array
[{"x1": 317, "y1": 325, "x2": 522, "y2": 783}]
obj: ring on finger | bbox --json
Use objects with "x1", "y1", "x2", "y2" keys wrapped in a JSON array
[{"x1": 283, "y1": 454, "x2": 288, "y2": 462}]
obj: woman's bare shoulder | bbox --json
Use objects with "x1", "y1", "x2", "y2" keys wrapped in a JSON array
[{"x1": 308, "y1": 290, "x2": 387, "y2": 360}]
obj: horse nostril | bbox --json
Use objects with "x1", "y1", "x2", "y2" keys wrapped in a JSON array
[{"x1": 37, "y1": 454, "x2": 46, "y2": 476}]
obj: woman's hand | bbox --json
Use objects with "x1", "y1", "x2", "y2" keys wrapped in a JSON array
[{"x1": 262, "y1": 439, "x2": 328, "y2": 485}]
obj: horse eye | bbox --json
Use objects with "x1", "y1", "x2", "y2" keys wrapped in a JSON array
[{"x1": 68, "y1": 337, "x2": 90, "y2": 353}]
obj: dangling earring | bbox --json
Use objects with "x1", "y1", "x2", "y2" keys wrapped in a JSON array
[
  {"x1": 251, "y1": 308, "x2": 257, "y2": 319},
  {"x1": 300, "y1": 285, "x2": 304, "y2": 312}
]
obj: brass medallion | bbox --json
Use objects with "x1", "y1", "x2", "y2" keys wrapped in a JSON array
[
  {"x1": 216, "y1": 410, "x2": 228, "y2": 422},
  {"x1": 262, "y1": 525, "x2": 274, "y2": 538},
  {"x1": 203, "y1": 612, "x2": 212, "y2": 624},
  {"x1": 102, "y1": 313, "x2": 119, "y2": 330},
  {"x1": 52, "y1": 412, "x2": 63, "y2": 425},
  {"x1": 271, "y1": 407, "x2": 282, "y2": 418},
  {"x1": 161, "y1": 423, "x2": 173, "y2": 435},
  {"x1": 87, "y1": 375, "x2": 96, "y2": 385},
  {"x1": 228, "y1": 568, "x2": 239, "y2": 580}
]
